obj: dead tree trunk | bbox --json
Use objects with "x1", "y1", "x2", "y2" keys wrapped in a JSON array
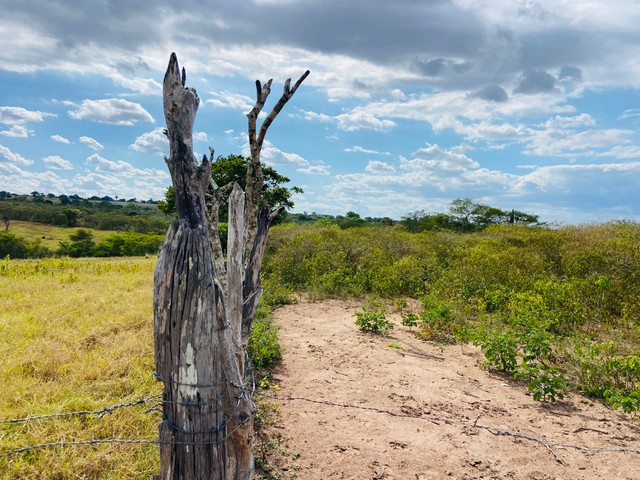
[
  {"x1": 154, "y1": 52, "x2": 308, "y2": 479},
  {"x1": 154, "y1": 53, "x2": 254, "y2": 480}
]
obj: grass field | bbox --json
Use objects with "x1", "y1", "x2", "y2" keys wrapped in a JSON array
[
  {"x1": 0, "y1": 256, "x2": 160, "y2": 479},
  {"x1": 7, "y1": 221, "x2": 119, "y2": 251}
]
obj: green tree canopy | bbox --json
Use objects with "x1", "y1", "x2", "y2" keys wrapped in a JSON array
[
  {"x1": 0, "y1": 232, "x2": 29, "y2": 258},
  {"x1": 157, "y1": 154, "x2": 302, "y2": 221},
  {"x1": 58, "y1": 229, "x2": 96, "y2": 257},
  {"x1": 401, "y1": 198, "x2": 539, "y2": 233}
]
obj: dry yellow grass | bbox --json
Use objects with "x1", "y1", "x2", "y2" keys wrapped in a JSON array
[
  {"x1": 7, "y1": 221, "x2": 118, "y2": 251},
  {"x1": 0, "y1": 256, "x2": 161, "y2": 479}
]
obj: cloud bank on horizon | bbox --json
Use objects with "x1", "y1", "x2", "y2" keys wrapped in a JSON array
[{"x1": 0, "y1": 0, "x2": 639, "y2": 223}]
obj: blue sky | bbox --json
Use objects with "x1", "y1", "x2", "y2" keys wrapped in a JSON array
[{"x1": 0, "y1": 0, "x2": 639, "y2": 223}]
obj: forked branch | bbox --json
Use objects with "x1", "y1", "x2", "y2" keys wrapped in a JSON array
[{"x1": 245, "y1": 69, "x2": 310, "y2": 259}]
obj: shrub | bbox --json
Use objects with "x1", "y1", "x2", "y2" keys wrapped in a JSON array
[
  {"x1": 475, "y1": 328, "x2": 519, "y2": 373},
  {"x1": 416, "y1": 293, "x2": 466, "y2": 343},
  {"x1": 571, "y1": 341, "x2": 640, "y2": 413},
  {"x1": 58, "y1": 229, "x2": 96, "y2": 257},
  {"x1": 94, "y1": 232, "x2": 164, "y2": 257},
  {"x1": 0, "y1": 232, "x2": 29, "y2": 258},
  {"x1": 353, "y1": 301, "x2": 394, "y2": 336},
  {"x1": 248, "y1": 307, "x2": 282, "y2": 370},
  {"x1": 260, "y1": 280, "x2": 297, "y2": 307},
  {"x1": 605, "y1": 388, "x2": 640, "y2": 415},
  {"x1": 401, "y1": 312, "x2": 419, "y2": 327},
  {"x1": 516, "y1": 364, "x2": 567, "y2": 402},
  {"x1": 473, "y1": 320, "x2": 567, "y2": 403},
  {"x1": 372, "y1": 256, "x2": 426, "y2": 297}
]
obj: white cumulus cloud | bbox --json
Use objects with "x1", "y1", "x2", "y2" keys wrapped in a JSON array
[
  {"x1": 0, "y1": 124, "x2": 30, "y2": 137},
  {"x1": 0, "y1": 143, "x2": 33, "y2": 165},
  {"x1": 43, "y1": 155, "x2": 73, "y2": 170},
  {"x1": 206, "y1": 91, "x2": 254, "y2": 112},
  {"x1": 365, "y1": 160, "x2": 395, "y2": 174},
  {"x1": 130, "y1": 127, "x2": 168, "y2": 156},
  {"x1": 51, "y1": 134, "x2": 71, "y2": 144},
  {"x1": 0, "y1": 106, "x2": 54, "y2": 125},
  {"x1": 69, "y1": 98, "x2": 154, "y2": 126},
  {"x1": 345, "y1": 146, "x2": 391, "y2": 155},
  {"x1": 79, "y1": 136, "x2": 104, "y2": 151},
  {"x1": 86, "y1": 153, "x2": 169, "y2": 180}
]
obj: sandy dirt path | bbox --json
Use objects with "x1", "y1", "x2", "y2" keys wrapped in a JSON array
[{"x1": 262, "y1": 299, "x2": 640, "y2": 480}]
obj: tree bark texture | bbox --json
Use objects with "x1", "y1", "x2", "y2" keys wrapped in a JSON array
[{"x1": 154, "y1": 53, "x2": 254, "y2": 480}]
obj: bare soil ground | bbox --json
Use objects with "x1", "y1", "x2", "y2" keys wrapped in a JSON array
[{"x1": 260, "y1": 299, "x2": 640, "y2": 480}]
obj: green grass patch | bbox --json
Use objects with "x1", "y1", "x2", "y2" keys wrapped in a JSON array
[
  {"x1": 8, "y1": 221, "x2": 120, "y2": 250},
  {"x1": 9, "y1": 220, "x2": 125, "y2": 252}
]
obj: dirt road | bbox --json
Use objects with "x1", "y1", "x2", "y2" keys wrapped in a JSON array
[{"x1": 262, "y1": 299, "x2": 640, "y2": 479}]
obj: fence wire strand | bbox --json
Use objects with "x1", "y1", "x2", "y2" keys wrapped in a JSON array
[
  {"x1": 0, "y1": 396, "x2": 162, "y2": 424},
  {"x1": 2, "y1": 379, "x2": 639, "y2": 461},
  {"x1": 255, "y1": 392, "x2": 640, "y2": 457}
]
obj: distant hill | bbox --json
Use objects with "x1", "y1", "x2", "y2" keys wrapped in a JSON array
[{"x1": 0, "y1": 191, "x2": 170, "y2": 235}]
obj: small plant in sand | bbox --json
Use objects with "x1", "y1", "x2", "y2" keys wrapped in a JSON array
[
  {"x1": 353, "y1": 301, "x2": 394, "y2": 336},
  {"x1": 401, "y1": 312, "x2": 419, "y2": 328}
]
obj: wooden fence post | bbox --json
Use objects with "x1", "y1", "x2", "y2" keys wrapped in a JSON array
[
  {"x1": 153, "y1": 52, "x2": 308, "y2": 479},
  {"x1": 154, "y1": 53, "x2": 254, "y2": 480}
]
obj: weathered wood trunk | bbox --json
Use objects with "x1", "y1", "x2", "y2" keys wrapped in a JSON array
[
  {"x1": 154, "y1": 51, "x2": 308, "y2": 479},
  {"x1": 154, "y1": 53, "x2": 254, "y2": 480}
]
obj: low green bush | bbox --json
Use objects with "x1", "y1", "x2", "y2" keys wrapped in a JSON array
[
  {"x1": 472, "y1": 316, "x2": 567, "y2": 403},
  {"x1": 260, "y1": 279, "x2": 297, "y2": 307},
  {"x1": 248, "y1": 307, "x2": 282, "y2": 370},
  {"x1": 353, "y1": 301, "x2": 394, "y2": 336}
]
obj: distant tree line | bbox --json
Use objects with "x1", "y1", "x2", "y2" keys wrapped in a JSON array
[
  {"x1": 0, "y1": 183, "x2": 540, "y2": 259},
  {"x1": 400, "y1": 198, "x2": 539, "y2": 233},
  {"x1": 283, "y1": 198, "x2": 539, "y2": 232},
  {"x1": 0, "y1": 191, "x2": 169, "y2": 234}
]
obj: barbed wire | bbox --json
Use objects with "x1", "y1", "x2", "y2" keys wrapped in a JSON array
[
  {"x1": 0, "y1": 374, "x2": 254, "y2": 458},
  {"x1": 0, "y1": 396, "x2": 162, "y2": 424},
  {"x1": 0, "y1": 417, "x2": 252, "y2": 458},
  {"x1": 256, "y1": 392, "x2": 640, "y2": 457},
  {"x1": 1, "y1": 439, "x2": 159, "y2": 458},
  {"x1": 3, "y1": 381, "x2": 638, "y2": 463},
  {"x1": 0, "y1": 392, "x2": 241, "y2": 425}
]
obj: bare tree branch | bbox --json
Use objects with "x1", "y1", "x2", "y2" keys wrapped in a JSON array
[
  {"x1": 256, "y1": 70, "x2": 310, "y2": 150},
  {"x1": 244, "y1": 70, "x2": 310, "y2": 261}
]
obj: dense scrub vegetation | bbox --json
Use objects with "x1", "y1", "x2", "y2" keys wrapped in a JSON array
[
  {"x1": 262, "y1": 221, "x2": 640, "y2": 412},
  {"x1": 0, "y1": 229, "x2": 164, "y2": 259}
]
